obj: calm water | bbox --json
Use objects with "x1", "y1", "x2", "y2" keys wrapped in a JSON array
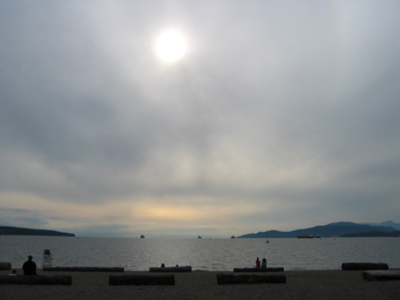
[{"x1": 1, "y1": 236, "x2": 399, "y2": 271}]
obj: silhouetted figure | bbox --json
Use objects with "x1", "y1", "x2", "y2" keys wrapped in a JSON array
[
  {"x1": 256, "y1": 257, "x2": 261, "y2": 268},
  {"x1": 261, "y1": 258, "x2": 267, "y2": 269},
  {"x1": 23, "y1": 255, "x2": 37, "y2": 275},
  {"x1": 161, "y1": 263, "x2": 165, "y2": 268}
]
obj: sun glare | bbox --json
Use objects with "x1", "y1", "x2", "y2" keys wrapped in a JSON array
[{"x1": 155, "y1": 30, "x2": 187, "y2": 63}]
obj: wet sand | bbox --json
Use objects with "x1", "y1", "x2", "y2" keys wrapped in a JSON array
[{"x1": 1, "y1": 269, "x2": 399, "y2": 300}]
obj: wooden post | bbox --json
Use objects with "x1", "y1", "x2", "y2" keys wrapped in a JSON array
[
  {"x1": 109, "y1": 274, "x2": 175, "y2": 285},
  {"x1": 341, "y1": 263, "x2": 389, "y2": 271},
  {"x1": 217, "y1": 274, "x2": 286, "y2": 284},
  {"x1": 0, "y1": 275, "x2": 72, "y2": 285}
]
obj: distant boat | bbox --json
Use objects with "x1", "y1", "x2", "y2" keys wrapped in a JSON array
[
  {"x1": 297, "y1": 235, "x2": 314, "y2": 239},
  {"x1": 231, "y1": 235, "x2": 235, "y2": 239},
  {"x1": 140, "y1": 235, "x2": 145, "y2": 238},
  {"x1": 297, "y1": 234, "x2": 322, "y2": 239},
  {"x1": 198, "y1": 236, "x2": 202, "y2": 239}
]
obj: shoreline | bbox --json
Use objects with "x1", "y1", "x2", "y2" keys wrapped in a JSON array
[{"x1": 2, "y1": 269, "x2": 400, "y2": 300}]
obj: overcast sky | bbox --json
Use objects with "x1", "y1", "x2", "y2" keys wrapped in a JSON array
[{"x1": 1, "y1": 0, "x2": 399, "y2": 238}]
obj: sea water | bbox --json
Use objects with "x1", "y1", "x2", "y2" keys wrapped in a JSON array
[{"x1": 1, "y1": 236, "x2": 399, "y2": 271}]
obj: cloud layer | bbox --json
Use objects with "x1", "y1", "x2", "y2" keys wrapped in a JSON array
[{"x1": 1, "y1": 1, "x2": 399, "y2": 237}]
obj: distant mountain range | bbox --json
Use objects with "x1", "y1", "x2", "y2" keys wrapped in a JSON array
[
  {"x1": 341, "y1": 230, "x2": 400, "y2": 238},
  {"x1": 237, "y1": 221, "x2": 400, "y2": 238},
  {"x1": 360, "y1": 220, "x2": 400, "y2": 230},
  {"x1": 0, "y1": 226, "x2": 75, "y2": 237}
]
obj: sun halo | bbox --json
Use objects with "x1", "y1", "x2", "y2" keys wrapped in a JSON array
[{"x1": 155, "y1": 30, "x2": 187, "y2": 63}]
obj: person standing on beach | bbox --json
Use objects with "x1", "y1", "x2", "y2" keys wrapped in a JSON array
[
  {"x1": 261, "y1": 258, "x2": 267, "y2": 269},
  {"x1": 23, "y1": 255, "x2": 37, "y2": 275},
  {"x1": 256, "y1": 258, "x2": 261, "y2": 268}
]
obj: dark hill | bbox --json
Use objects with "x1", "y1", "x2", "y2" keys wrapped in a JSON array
[
  {"x1": 237, "y1": 222, "x2": 396, "y2": 238},
  {"x1": 0, "y1": 226, "x2": 75, "y2": 237},
  {"x1": 361, "y1": 221, "x2": 400, "y2": 230},
  {"x1": 341, "y1": 230, "x2": 400, "y2": 237}
]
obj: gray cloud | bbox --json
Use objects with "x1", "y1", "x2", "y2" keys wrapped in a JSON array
[
  {"x1": 1, "y1": 1, "x2": 400, "y2": 236},
  {"x1": 0, "y1": 208, "x2": 55, "y2": 228}
]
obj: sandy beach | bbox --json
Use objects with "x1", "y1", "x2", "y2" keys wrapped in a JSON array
[{"x1": 1, "y1": 269, "x2": 399, "y2": 300}]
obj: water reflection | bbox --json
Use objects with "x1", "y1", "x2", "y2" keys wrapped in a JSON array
[{"x1": 1, "y1": 236, "x2": 399, "y2": 271}]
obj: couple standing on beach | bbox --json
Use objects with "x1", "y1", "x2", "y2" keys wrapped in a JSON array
[{"x1": 256, "y1": 257, "x2": 267, "y2": 268}]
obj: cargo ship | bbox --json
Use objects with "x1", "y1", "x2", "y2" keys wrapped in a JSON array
[{"x1": 297, "y1": 234, "x2": 322, "y2": 239}]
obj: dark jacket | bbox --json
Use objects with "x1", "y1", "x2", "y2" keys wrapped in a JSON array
[{"x1": 23, "y1": 260, "x2": 37, "y2": 275}]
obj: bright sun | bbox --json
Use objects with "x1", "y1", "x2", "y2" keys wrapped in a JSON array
[{"x1": 155, "y1": 30, "x2": 187, "y2": 63}]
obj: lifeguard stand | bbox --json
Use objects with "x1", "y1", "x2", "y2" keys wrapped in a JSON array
[{"x1": 42, "y1": 249, "x2": 52, "y2": 268}]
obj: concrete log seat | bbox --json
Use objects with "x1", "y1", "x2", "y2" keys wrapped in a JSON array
[
  {"x1": 234, "y1": 267, "x2": 284, "y2": 272},
  {"x1": 43, "y1": 266, "x2": 124, "y2": 272},
  {"x1": 0, "y1": 275, "x2": 72, "y2": 285},
  {"x1": 0, "y1": 262, "x2": 12, "y2": 270},
  {"x1": 342, "y1": 262, "x2": 389, "y2": 271},
  {"x1": 362, "y1": 270, "x2": 400, "y2": 281},
  {"x1": 109, "y1": 274, "x2": 175, "y2": 285},
  {"x1": 149, "y1": 266, "x2": 192, "y2": 272},
  {"x1": 217, "y1": 273, "x2": 286, "y2": 284}
]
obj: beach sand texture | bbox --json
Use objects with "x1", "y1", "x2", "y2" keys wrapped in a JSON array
[{"x1": 1, "y1": 269, "x2": 399, "y2": 300}]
